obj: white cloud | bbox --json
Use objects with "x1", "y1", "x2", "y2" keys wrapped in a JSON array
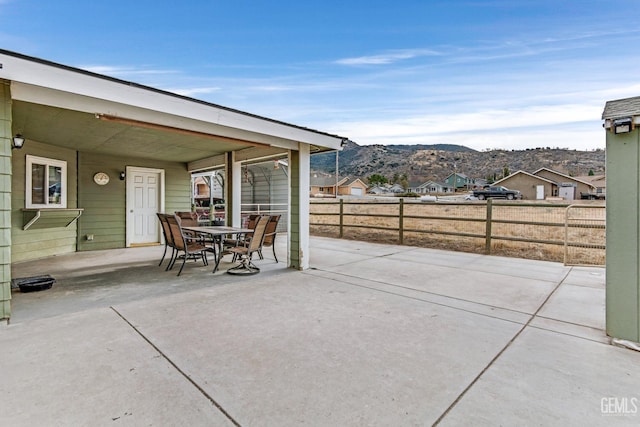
[
  {"x1": 320, "y1": 103, "x2": 605, "y2": 151},
  {"x1": 165, "y1": 86, "x2": 221, "y2": 97},
  {"x1": 335, "y1": 48, "x2": 440, "y2": 65},
  {"x1": 79, "y1": 65, "x2": 178, "y2": 78}
]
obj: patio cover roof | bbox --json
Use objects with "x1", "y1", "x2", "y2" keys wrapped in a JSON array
[{"x1": 1, "y1": 49, "x2": 347, "y2": 167}]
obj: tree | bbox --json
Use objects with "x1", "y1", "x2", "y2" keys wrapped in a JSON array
[
  {"x1": 588, "y1": 169, "x2": 595, "y2": 176},
  {"x1": 390, "y1": 173, "x2": 408, "y2": 189},
  {"x1": 367, "y1": 173, "x2": 388, "y2": 186},
  {"x1": 400, "y1": 176, "x2": 409, "y2": 190}
]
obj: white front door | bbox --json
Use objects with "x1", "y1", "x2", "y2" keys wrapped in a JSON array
[
  {"x1": 126, "y1": 167, "x2": 164, "y2": 246},
  {"x1": 536, "y1": 185, "x2": 545, "y2": 200}
]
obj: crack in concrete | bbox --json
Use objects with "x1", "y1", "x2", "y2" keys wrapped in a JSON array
[{"x1": 110, "y1": 306, "x2": 242, "y2": 427}]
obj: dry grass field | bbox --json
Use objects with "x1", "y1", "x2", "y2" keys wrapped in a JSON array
[{"x1": 310, "y1": 199, "x2": 606, "y2": 265}]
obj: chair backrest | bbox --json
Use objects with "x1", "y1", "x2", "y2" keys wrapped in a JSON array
[
  {"x1": 157, "y1": 213, "x2": 174, "y2": 248},
  {"x1": 245, "y1": 214, "x2": 260, "y2": 230},
  {"x1": 262, "y1": 215, "x2": 281, "y2": 246},
  {"x1": 247, "y1": 215, "x2": 270, "y2": 254},
  {"x1": 175, "y1": 211, "x2": 199, "y2": 227},
  {"x1": 166, "y1": 214, "x2": 187, "y2": 250}
]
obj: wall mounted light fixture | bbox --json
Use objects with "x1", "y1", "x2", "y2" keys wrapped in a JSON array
[
  {"x1": 119, "y1": 171, "x2": 126, "y2": 180},
  {"x1": 12, "y1": 134, "x2": 25, "y2": 149},
  {"x1": 614, "y1": 117, "x2": 633, "y2": 134}
]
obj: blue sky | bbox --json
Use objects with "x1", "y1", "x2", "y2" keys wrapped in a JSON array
[{"x1": 2, "y1": 0, "x2": 639, "y2": 151}]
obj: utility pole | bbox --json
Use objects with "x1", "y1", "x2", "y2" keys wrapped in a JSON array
[{"x1": 335, "y1": 150, "x2": 339, "y2": 198}]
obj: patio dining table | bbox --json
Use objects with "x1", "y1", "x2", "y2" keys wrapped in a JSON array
[{"x1": 183, "y1": 226, "x2": 253, "y2": 273}]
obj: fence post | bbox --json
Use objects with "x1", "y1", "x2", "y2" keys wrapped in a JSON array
[
  {"x1": 485, "y1": 199, "x2": 493, "y2": 254},
  {"x1": 399, "y1": 198, "x2": 404, "y2": 244},
  {"x1": 339, "y1": 199, "x2": 344, "y2": 238}
]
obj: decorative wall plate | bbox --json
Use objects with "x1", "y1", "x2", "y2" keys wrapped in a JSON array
[{"x1": 93, "y1": 172, "x2": 110, "y2": 185}]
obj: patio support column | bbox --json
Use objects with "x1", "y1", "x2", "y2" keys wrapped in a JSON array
[
  {"x1": 288, "y1": 144, "x2": 310, "y2": 270},
  {"x1": 225, "y1": 151, "x2": 242, "y2": 227},
  {"x1": 606, "y1": 125, "x2": 640, "y2": 345},
  {"x1": 0, "y1": 81, "x2": 12, "y2": 321}
]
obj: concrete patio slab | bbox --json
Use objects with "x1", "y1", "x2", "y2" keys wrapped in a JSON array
[
  {"x1": 528, "y1": 316, "x2": 610, "y2": 345},
  {"x1": 305, "y1": 269, "x2": 532, "y2": 325},
  {"x1": 537, "y1": 283, "x2": 606, "y2": 330},
  {"x1": 439, "y1": 327, "x2": 640, "y2": 426},
  {"x1": 384, "y1": 246, "x2": 484, "y2": 269},
  {"x1": 113, "y1": 271, "x2": 523, "y2": 426},
  {"x1": 563, "y1": 266, "x2": 606, "y2": 289},
  {"x1": 309, "y1": 236, "x2": 414, "y2": 258},
  {"x1": 308, "y1": 246, "x2": 375, "y2": 268},
  {"x1": 325, "y1": 256, "x2": 561, "y2": 314},
  {"x1": 2, "y1": 237, "x2": 638, "y2": 426},
  {"x1": 9, "y1": 245, "x2": 286, "y2": 324},
  {"x1": 461, "y1": 254, "x2": 572, "y2": 283},
  {"x1": 0, "y1": 308, "x2": 233, "y2": 426}
]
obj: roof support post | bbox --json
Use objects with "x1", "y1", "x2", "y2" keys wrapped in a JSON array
[
  {"x1": 0, "y1": 80, "x2": 12, "y2": 321},
  {"x1": 605, "y1": 122, "x2": 640, "y2": 344},
  {"x1": 225, "y1": 151, "x2": 242, "y2": 228},
  {"x1": 288, "y1": 144, "x2": 310, "y2": 270}
]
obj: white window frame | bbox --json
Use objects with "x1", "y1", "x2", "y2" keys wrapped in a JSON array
[{"x1": 26, "y1": 155, "x2": 68, "y2": 208}]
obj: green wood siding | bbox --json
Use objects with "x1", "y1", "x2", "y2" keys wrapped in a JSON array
[
  {"x1": 11, "y1": 146, "x2": 191, "y2": 260},
  {"x1": 77, "y1": 152, "x2": 190, "y2": 251},
  {"x1": 1, "y1": 80, "x2": 11, "y2": 320},
  {"x1": 11, "y1": 141, "x2": 78, "y2": 264},
  {"x1": 606, "y1": 130, "x2": 640, "y2": 341}
]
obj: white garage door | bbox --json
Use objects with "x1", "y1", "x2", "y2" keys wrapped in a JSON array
[{"x1": 351, "y1": 187, "x2": 363, "y2": 196}]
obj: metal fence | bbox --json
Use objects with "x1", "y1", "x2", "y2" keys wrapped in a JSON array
[
  {"x1": 196, "y1": 203, "x2": 289, "y2": 233},
  {"x1": 310, "y1": 199, "x2": 606, "y2": 265},
  {"x1": 241, "y1": 203, "x2": 288, "y2": 233},
  {"x1": 564, "y1": 204, "x2": 606, "y2": 266}
]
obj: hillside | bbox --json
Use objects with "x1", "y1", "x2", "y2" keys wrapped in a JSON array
[{"x1": 311, "y1": 141, "x2": 605, "y2": 184}]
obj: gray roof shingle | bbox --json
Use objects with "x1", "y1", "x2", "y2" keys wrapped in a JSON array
[{"x1": 602, "y1": 96, "x2": 640, "y2": 119}]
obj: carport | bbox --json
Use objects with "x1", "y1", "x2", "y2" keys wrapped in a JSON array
[{"x1": 0, "y1": 49, "x2": 347, "y2": 321}]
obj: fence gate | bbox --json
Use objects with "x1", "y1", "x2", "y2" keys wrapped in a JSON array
[{"x1": 564, "y1": 204, "x2": 606, "y2": 266}]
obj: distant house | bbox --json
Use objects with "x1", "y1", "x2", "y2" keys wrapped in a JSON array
[
  {"x1": 493, "y1": 168, "x2": 600, "y2": 200},
  {"x1": 493, "y1": 171, "x2": 559, "y2": 200},
  {"x1": 310, "y1": 175, "x2": 368, "y2": 197},
  {"x1": 532, "y1": 168, "x2": 597, "y2": 200},
  {"x1": 407, "y1": 181, "x2": 424, "y2": 193},
  {"x1": 368, "y1": 185, "x2": 388, "y2": 195},
  {"x1": 310, "y1": 175, "x2": 339, "y2": 197},
  {"x1": 444, "y1": 173, "x2": 473, "y2": 190},
  {"x1": 574, "y1": 175, "x2": 606, "y2": 199},
  {"x1": 473, "y1": 178, "x2": 489, "y2": 189},
  {"x1": 412, "y1": 180, "x2": 450, "y2": 194},
  {"x1": 388, "y1": 183, "x2": 406, "y2": 193},
  {"x1": 338, "y1": 177, "x2": 368, "y2": 196}
]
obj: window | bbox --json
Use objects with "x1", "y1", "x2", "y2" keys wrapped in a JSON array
[{"x1": 26, "y1": 155, "x2": 67, "y2": 208}]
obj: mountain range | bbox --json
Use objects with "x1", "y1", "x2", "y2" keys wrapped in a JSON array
[{"x1": 311, "y1": 141, "x2": 606, "y2": 184}]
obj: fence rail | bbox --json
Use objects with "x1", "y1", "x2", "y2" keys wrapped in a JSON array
[
  {"x1": 241, "y1": 203, "x2": 288, "y2": 233},
  {"x1": 310, "y1": 199, "x2": 606, "y2": 265}
]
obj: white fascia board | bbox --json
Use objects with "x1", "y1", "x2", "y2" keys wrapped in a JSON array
[{"x1": 1, "y1": 52, "x2": 345, "y2": 150}]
